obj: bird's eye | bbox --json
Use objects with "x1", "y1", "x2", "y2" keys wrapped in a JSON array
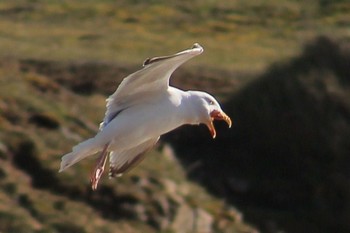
[{"x1": 206, "y1": 98, "x2": 214, "y2": 105}]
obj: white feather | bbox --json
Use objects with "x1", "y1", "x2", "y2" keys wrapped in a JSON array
[
  {"x1": 109, "y1": 137, "x2": 159, "y2": 177},
  {"x1": 59, "y1": 44, "x2": 217, "y2": 179},
  {"x1": 100, "y1": 43, "x2": 203, "y2": 129},
  {"x1": 59, "y1": 138, "x2": 101, "y2": 172}
]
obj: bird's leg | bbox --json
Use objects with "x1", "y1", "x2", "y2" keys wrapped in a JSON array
[{"x1": 90, "y1": 143, "x2": 109, "y2": 190}]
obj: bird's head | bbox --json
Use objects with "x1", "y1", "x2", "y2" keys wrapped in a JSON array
[{"x1": 187, "y1": 91, "x2": 232, "y2": 138}]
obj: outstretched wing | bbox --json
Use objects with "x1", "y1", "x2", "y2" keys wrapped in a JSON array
[
  {"x1": 108, "y1": 137, "x2": 159, "y2": 178},
  {"x1": 100, "y1": 43, "x2": 204, "y2": 129}
]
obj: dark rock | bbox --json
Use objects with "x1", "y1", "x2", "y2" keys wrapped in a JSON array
[
  {"x1": 11, "y1": 138, "x2": 60, "y2": 189},
  {"x1": 29, "y1": 113, "x2": 60, "y2": 129},
  {"x1": 51, "y1": 222, "x2": 87, "y2": 233}
]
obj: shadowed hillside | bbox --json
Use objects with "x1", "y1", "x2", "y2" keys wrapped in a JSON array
[
  {"x1": 164, "y1": 36, "x2": 350, "y2": 233},
  {"x1": 0, "y1": 59, "x2": 255, "y2": 233}
]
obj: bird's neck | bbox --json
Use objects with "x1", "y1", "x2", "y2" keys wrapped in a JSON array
[{"x1": 179, "y1": 91, "x2": 203, "y2": 125}]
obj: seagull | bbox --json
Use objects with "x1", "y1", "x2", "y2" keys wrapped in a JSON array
[{"x1": 59, "y1": 43, "x2": 231, "y2": 190}]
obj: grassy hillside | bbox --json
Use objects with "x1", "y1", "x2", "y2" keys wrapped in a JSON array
[
  {"x1": 0, "y1": 1, "x2": 349, "y2": 233},
  {"x1": 0, "y1": 59, "x2": 256, "y2": 233},
  {"x1": 0, "y1": 0, "x2": 349, "y2": 71}
]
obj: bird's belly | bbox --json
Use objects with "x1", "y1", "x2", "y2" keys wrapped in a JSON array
[{"x1": 97, "y1": 103, "x2": 184, "y2": 151}]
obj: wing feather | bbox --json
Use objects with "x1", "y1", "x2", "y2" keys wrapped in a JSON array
[
  {"x1": 109, "y1": 137, "x2": 159, "y2": 178},
  {"x1": 100, "y1": 44, "x2": 203, "y2": 129}
]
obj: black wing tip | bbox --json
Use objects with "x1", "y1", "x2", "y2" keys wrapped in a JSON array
[
  {"x1": 192, "y1": 43, "x2": 201, "y2": 49},
  {"x1": 143, "y1": 43, "x2": 203, "y2": 67},
  {"x1": 143, "y1": 58, "x2": 151, "y2": 66},
  {"x1": 109, "y1": 168, "x2": 123, "y2": 178},
  {"x1": 143, "y1": 55, "x2": 170, "y2": 66}
]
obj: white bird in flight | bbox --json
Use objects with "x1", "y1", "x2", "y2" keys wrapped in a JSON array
[{"x1": 59, "y1": 43, "x2": 231, "y2": 190}]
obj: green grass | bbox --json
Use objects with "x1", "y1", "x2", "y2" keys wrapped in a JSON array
[{"x1": 0, "y1": 0, "x2": 348, "y2": 71}]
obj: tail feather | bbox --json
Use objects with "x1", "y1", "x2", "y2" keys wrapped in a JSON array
[{"x1": 59, "y1": 138, "x2": 101, "y2": 172}]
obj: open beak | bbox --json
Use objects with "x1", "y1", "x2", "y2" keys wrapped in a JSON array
[{"x1": 207, "y1": 110, "x2": 232, "y2": 138}]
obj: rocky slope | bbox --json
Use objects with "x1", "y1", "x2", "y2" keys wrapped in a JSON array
[{"x1": 0, "y1": 58, "x2": 255, "y2": 232}]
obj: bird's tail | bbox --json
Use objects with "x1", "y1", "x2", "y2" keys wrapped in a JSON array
[{"x1": 59, "y1": 138, "x2": 101, "y2": 172}]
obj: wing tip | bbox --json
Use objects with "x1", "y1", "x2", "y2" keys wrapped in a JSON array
[
  {"x1": 142, "y1": 43, "x2": 204, "y2": 67},
  {"x1": 108, "y1": 169, "x2": 123, "y2": 179},
  {"x1": 191, "y1": 43, "x2": 203, "y2": 53},
  {"x1": 143, "y1": 57, "x2": 152, "y2": 66}
]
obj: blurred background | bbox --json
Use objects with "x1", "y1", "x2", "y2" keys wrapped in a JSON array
[{"x1": 0, "y1": 0, "x2": 349, "y2": 232}]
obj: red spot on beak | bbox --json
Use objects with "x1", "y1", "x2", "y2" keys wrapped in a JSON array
[{"x1": 206, "y1": 110, "x2": 232, "y2": 139}]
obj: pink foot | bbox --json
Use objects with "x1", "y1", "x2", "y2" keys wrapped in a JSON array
[{"x1": 90, "y1": 144, "x2": 109, "y2": 190}]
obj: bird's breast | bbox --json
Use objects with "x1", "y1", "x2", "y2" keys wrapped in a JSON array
[{"x1": 97, "y1": 97, "x2": 186, "y2": 151}]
